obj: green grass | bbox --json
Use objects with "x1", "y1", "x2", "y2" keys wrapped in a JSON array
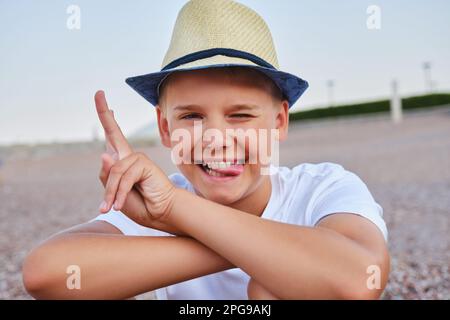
[{"x1": 289, "y1": 93, "x2": 450, "y2": 122}]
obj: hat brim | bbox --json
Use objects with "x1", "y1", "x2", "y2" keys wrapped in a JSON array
[{"x1": 125, "y1": 64, "x2": 308, "y2": 108}]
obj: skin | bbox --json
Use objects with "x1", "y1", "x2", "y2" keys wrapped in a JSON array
[
  {"x1": 157, "y1": 68, "x2": 284, "y2": 214},
  {"x1": 22, "y1": 68, "x2": 390, "y2": 299}
]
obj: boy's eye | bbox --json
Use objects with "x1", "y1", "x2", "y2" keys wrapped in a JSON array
[
  {"x1": 179, "y1": 113, "x2": 255, "y2": 120},
  {"x1": 181, "y1": 113, "x2": 203, "y2": 120},
  {"x1": 230, "y1": 114, "x2": 253, "y2": 118}
]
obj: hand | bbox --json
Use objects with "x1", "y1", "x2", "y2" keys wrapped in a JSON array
[{"x1": 95, "y1": 90, "x2": 182, "y2": 233}]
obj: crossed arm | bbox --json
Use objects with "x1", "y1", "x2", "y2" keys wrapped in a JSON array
[
  {"x1": 23, "y1": 202, "x2": 389, "y2": 300},
  {"x1": 23, "y1": 221, "x2": 234, "y2": 299}
]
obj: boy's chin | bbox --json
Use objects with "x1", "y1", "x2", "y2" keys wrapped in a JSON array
[{"x1": 195, "y1": 187, "x2": 243, "y2": 205}]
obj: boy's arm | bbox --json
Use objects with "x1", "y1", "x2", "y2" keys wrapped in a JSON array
[
  {"x1": 168, "y1": 189, "x2": 390, "y2": 300},
  {"x1": 22, "y1": 221, "x2": 233, "y2": 299}
]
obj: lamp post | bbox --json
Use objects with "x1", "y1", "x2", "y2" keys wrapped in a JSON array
[
  {"x1": 422, "y1": 62, "x2": 433, "y2": 93},
  {"x1": 327, "y1": 80, "x2": 335, "y2": 107},
  {"x1": 390, "y1": 79, "x2": 402, "y2": 124}
]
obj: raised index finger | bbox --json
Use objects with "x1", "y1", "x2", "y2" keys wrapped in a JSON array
[{"x1": 95, "y1": 90, "x2": 132, "y2": 159}]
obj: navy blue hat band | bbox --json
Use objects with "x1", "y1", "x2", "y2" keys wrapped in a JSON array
[{"x1": 161, "y1": 48, "x2": 277, "y2": 71}]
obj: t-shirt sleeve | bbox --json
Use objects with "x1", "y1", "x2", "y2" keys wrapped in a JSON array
[
  {"x1": 310, "y1": 170, "x2": 388, "y2": 242},
  {"x1": 90, "y1": 209, "x2": 172, "y2": 237}
]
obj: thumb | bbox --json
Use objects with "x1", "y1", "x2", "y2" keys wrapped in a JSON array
[{"x1": 99, "y1": 152, "x2": 115, "y2": 187}]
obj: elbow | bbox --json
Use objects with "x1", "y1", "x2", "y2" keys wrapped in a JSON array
[
  {"x1": 22, "y1": 249, "x2": 47, "y2": 299},
  {"x1": 338, "y1": 283, "x2": 383, "y2": 300},
  {"x1": 22, "y1": 244, "x2": 61, "y2": 299},
  {"x1": 337, "y1": 257, "x2": 388, "y2": 300},
  {"x1": 22, "y1": 247, "x2": 49, "y2": 299}
]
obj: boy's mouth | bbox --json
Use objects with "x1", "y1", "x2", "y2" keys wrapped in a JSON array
[{"x1": 197, "y1": 160, "x2": 245, "y2": 178}]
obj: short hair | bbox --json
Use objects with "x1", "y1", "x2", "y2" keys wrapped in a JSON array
[{"x1": 158, "y1": 66, "x2": 285, "y2": 110}]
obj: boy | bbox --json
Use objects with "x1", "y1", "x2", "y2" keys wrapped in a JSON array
[{"x1": 22, "y1": 0, "x2": 389, "y2": 299}]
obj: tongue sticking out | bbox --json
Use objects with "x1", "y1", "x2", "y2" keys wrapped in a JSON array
[{"x1": 211, "y1": 164, "x2": 244, "y2": 176}]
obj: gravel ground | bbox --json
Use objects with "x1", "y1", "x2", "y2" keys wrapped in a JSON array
[{"x1": 1, "y1": 106, "x2": 449, "y2": 299}]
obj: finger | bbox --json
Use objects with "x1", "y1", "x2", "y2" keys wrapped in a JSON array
[
  {"x1": 101, "y1": 154, "x2": 139, "y2": 213},
  {"x1": 102, "y1": 152, "x2": 115, "y2": 169},
  {"x1": 99, "y1": 152, "x2": 149, "y2": 219},
  {"x1": 102, "y1": 153, "x2": 138, "y2": 213},
  {"x1": 99, "y1": 153, "x2": 115, "y2": 187},
  {"x1": 105, "y1": 131, "x2": 117, "y2": 158},
  {"x1": 113, "y1": 160, "x2": 146, "y2": 211},
  {"x1": 94, "y1": 90, "x2": 133, "y2": 159},
  {"x1": 119, "y1": 186, "x2": 147, "y2": 216},
  {"x1": 104, "y1": 110, "x2": 118, "y2": 156}
]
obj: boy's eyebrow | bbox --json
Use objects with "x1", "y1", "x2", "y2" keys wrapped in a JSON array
[
  {"x1": 173, "y1": 104, "x2": 261, "y2": 111},
  {"x1": 173, "y1": 104, "x2": 203, "y2": 111},
  {"x1": 228, "y1": 104, "x2": 261, "y2": 111}
]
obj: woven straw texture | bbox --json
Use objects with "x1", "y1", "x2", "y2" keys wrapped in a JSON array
[{"x1": 162, "y1": 0, "x2": 279, "y2": 69}]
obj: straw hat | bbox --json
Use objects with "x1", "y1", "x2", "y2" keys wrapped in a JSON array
[{"x1": 125, "y1": 0, "x2": 308, "y2": 108}]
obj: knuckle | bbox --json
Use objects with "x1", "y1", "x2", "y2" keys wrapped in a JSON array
[
  {"x1": 110, "y1": 165, "x2": 123, "y2": 175},
  {"x1": 104, "y1": 127, "x2": 114, "y2": 135},
  {"x1": 120, "y1": 153, "x2": 137, "y2": 165},
  {"x1": 116, "y1": 187, "x2": 128, "y2": 199},
  {"x1": 115, "y1": 189, "x2": 128, "y2": 203},
  {"x1": 104, "y1": 187, "x2": 115, "y2": 199},
  {"x1": 104, "y1": 188, "x2": 113, "y2": 197},
  {"x1": 136, "y1": 152, "x2": 151, "y2": 164},
  {"x1": 119, "y1": 176, "x2": 134, "y2": 188},
  {"x1": 135, "y1": 152, "x2": 146, "y2": 159},
  {"x1": 105, "y1": 194, "x2": 115, "y2": 203}
]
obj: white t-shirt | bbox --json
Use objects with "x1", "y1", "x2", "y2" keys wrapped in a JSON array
[{"x1": 92, "y1": 162, "x2": 387, "y2": 300}]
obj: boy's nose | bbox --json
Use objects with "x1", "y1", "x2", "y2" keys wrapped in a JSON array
[
  {"x1": 199, "y1": 119, "x2": 234, "y2": 153},
  {"x1": 201, "y1": 128, "x2": 234, "y2": 150}
]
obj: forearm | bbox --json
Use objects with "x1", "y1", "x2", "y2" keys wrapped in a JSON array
[
  {"x1": 23, "y1": 233, "x2": 233, "y2": 299},
  {"x1": 170, "y1": 189, "x2": 380, "y2": 299}
]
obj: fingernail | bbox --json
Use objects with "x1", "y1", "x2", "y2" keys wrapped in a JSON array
[
  {"x1": 99, "y1": 200, "x2": 107, "y2": 213},
  {"x1": 113, "y1": 201, "x2": 119, "y2": 211}
]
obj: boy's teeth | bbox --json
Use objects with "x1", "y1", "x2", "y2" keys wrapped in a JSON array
[
  {"x1": 203, "y1": 160, "x2": 244, "y2": 169},
  {"x1": 204, "y1": 161, "x2": 232, "y2": 169},
  {"x1": 201, "y1": 160, "x2": 245, "y2": 177}
]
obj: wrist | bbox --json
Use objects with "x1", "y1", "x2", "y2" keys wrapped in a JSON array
[
  {"x1": 162, "y1": 186, "x2": 186, "y2": 224},
  {"x1": 165, "y1": 187, "x2": 203, "y2": 234}
]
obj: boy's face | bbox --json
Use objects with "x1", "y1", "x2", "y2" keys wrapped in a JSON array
[{"x1": 156, "y1": 68, "x2": 289, "y2": 206}]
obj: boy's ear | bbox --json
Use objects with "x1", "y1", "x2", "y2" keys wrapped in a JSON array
[
  {"x1": 275, "y1": 100, "x2": 289, "y2": 142},
  {"x1": 156, "y1": 106, "x2": 171, "y2": 148}
]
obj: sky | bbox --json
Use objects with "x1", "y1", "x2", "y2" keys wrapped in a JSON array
[{"x1": 1, "y1": 0, "x2": 449, "y2": 145}]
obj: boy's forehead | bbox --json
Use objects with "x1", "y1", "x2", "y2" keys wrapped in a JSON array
[
  {"x1": 164, "y1": 75, "x2": 270, "y2": 109},
  {"x1": 161, "y1": 67, "x2": 272, "y2": 97},
  {"x1": 165, "y1": 67, "x2": 267, "y2": 86},
  {"x1": 160, "y1": 67, "x2": 278, "y2": 107}
]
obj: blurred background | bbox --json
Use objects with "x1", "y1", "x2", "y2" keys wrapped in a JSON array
[{"x1": 0, "y1": 0, "x2": 449, "y2": 299}]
